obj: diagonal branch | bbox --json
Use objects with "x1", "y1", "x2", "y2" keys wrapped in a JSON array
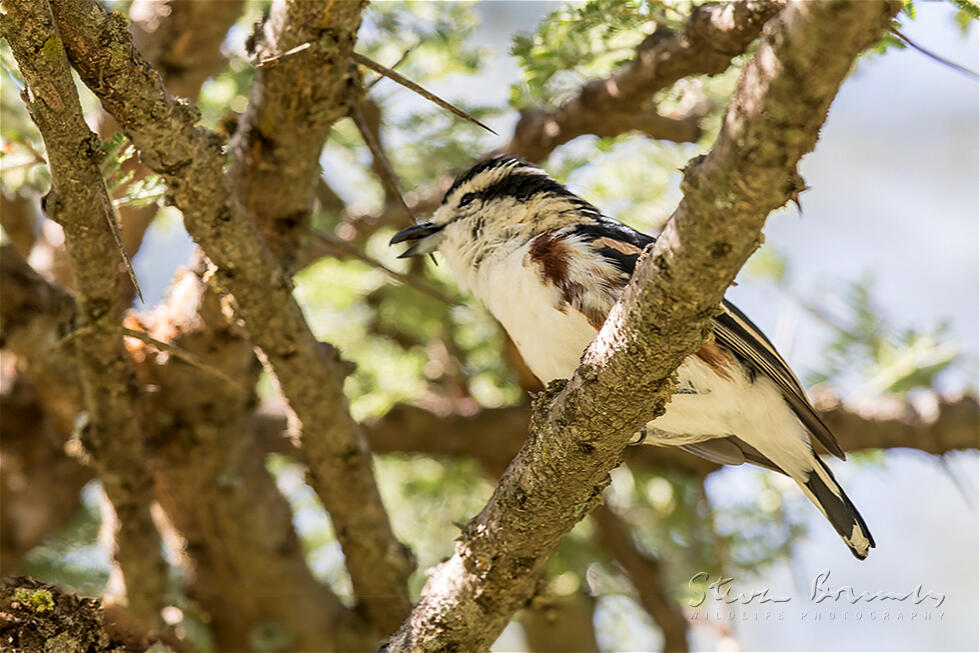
[
  {"x1": 253, "y1": 393, "x2": 978, "y2": 482},
  {"x1": 504, "y1": 0, "x2": 786, "y2": 162},
  {"x1": 100, "y1": 0, "x2": 245, "y2": 303},
  {"x1": 1, "y1": 0, "x2": 166, "y2": 625},
  {"x1": 229, "y1": 0, "x2": 370, "y2": 272},
  {"x1": 592, "y1": 506, "x2": 690, "y2": 653},
  {"x1": 47, "y1": 0, "x2": 413, "y2": 634},
  {"x1": 383, "y1": 2, "x2": 901, "y2": 650},
  {"x1": 326, "y1": 0, "x2": 786, "y2": 255},
  {"x1": 350, "y1": 96, "x2": 416, "y2": 223}
]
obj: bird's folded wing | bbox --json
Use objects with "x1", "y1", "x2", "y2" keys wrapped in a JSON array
[
  {"x1": 713, "y1": 301, "x2": 846, "y2": 460},
  {"x1": 575, "y1": 218, "x2": 845, "y2": 461}
]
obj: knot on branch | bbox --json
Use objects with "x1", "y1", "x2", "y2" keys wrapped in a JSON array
[
  {"x1": 174, "y1": 96, "x2": 202, "y2": 125},
  {"x1": 80, "y1": 132, "x2": 103, "y2": 163},
  {"x1": 527, "y1": 378, "x2": 569, "y2": 426},
  {"x1": 679, "y1": 153, "x2": 707, "y2": 192},
  {"x1": 320, "y1": 341, "x2": 357, "y2": 377},
  {"x1": 783, "y1": 172, "x2": 808, "y2": 211},
  {"x1": 40, "y1": 190, "x2": 65, "y2": 225}
]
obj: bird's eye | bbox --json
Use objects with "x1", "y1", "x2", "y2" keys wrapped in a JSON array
[{"x1": 459, "y1": 192, "x2": 477, "y2": 207}]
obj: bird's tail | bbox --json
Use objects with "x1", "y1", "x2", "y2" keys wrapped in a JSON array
[{"x1": 796, "y1": 455, "x2": 875, "y2": 559}]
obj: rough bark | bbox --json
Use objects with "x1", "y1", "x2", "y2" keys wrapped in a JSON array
[
  {"x1": 229, "y1": 0, "x2": 362, "y2": 272},
  {"x1": 0, "y1": 576, "x2": 179, "y2": 653},
  {"x1": 47, "y1": 0, "x2": 412, "y2": 635},
  {"x1": 132, "y1": 261, "x2": 373, "y2": 652},
  {"x1": 2, "y1": 245, "x2": 371, "y2": 650},
  {"x1": 1, "y1": 1, "x2": 963, "y2": 651},
  {"x1": 503, "y1": 0, "x2": 786, "y2": 163},
  {"x1": 1, "y1": 0, "x2": 246, "y2": 574},
  {"x1": 8, "y1": 236, "x2": 972, "y2": 648},
  {"x1": 1, "y1": 0, "x2": 167, "y2": 625},
  {"x1": 382, "y1": 3, "x2": 900, "y2": 651},
  {"x1": 120, "y1": 2, "x2": 372, "y2": 646},
  {"x1": 98, "y1": 0, "x2": 245, "y2": 291},
  {"x1": 0, "y1": 1, "x2": 390, "y2": 640}
]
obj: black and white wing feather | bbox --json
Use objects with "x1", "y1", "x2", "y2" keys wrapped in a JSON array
[
  {"x1": 573, "y1": 217, "x2": 846, "y2": 461},
  {"x1": 713, "y1": 301, "x2": 845, "y2": 459}
]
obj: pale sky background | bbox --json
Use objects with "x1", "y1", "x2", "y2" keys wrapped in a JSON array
[{"x1": 131, "y1": 3, "x2": 978, "y2": 651}]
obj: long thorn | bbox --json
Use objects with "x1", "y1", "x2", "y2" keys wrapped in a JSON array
[
  {"x1": 56, "y1": 324, "x2": 239, "y2": 389},
  {"x1": 365, "y1": 42, "x2": 420, "y2": 92},
  {"x1": 890, "y1": 27, "x2": 979, "y2": 80},
  {"x1": 351, "y1": 51, "x2": 498, "y2": 135},
  {"x1": 101, "y1": 191, "x2": 143, "y2": 302}
]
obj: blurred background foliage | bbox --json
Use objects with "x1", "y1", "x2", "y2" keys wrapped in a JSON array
[{"x1": 2, "y1": 1, "x2": 977, "y2": 651}]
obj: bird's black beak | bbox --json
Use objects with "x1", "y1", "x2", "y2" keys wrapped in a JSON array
[{"x1": 390, "y1": 222, "x2": 444, "y2": 258}]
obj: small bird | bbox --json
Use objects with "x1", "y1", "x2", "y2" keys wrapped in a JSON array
[{"x1": 391, "y1": 155, "x2": 874, "y2": 559}]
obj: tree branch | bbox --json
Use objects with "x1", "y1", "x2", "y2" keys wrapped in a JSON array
[
  {"x1": 2, "y1": 245, "x2": 371, "y2": 649},
  {"x1": 99, "y1": 0, "x2": 245, "y2": 301},
  {"x1": 0, "y1": 577, "x2": 180, "y2": 653},
  {"x1": 119, "y1": 2, "x2": 379, "y2": 644},
  {"x1": 137, "y1": 260, "x2": 367, "y2": 651},
  {"x1": 228, "y1": 0, "x2": 416, "y2": 630},
  {"x1": 592, "y1": 506, "x2": 689, "y2": 653},
  {"x1": 503, "y1": 0, "x2": 786, "y2": 162},
  {"x1": 229, "y1": 0, "x2": 366, "y2": 272},
  {"x1": 0, "y1": 369, "x2": 91, "y2": 573},
  {"x1": 254, "y1": 393, "x2": 977, "y2": 480},
  {"x1": 519, "y1": 594, "x2": 600, "y2": 653},
  {"x1": 47, "y1": 0, "x2": 413, "y2": 634},
  {"x1": 128, "y1": 0, "x2": 245, "y2": 102},
  {"x1": 321, "y1": 0, "x2": 784, "y2": 260},
  {"x1": 1, "y1": 0, "x2": 166, "y2": 624},
  {"x1": 0, "y1": 193, "x2": 39, "y2": 258},
  {"x1": 815, "y1": 392, "x2": 980, "y2": 457},
  {"x1": 382, "y1": 3, "x2": 900, "y2": 650}
]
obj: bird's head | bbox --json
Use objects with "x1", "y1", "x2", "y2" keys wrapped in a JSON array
[{"x1": 390, "y1": 155, "x2": 602, "y2": 265}]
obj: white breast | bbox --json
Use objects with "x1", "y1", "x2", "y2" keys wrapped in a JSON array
[
  {"x1": 451, "y1": 240, "x2": 598, "y2": 383},
  {"x1": 442, "y1": 235, "x2": 812, "y2": 474}
]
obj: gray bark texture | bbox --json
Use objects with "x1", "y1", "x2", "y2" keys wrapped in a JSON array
[
  {"x1": 45, "y1": 0, "x2": 413, "y2": 637},
  {"x1": 1, "y1": 0, "x2": 167, "y2": 626}
]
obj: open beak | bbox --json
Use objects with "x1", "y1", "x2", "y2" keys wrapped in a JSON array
[{"x1": 389, "y1": 222, "x2": 444, "y2": 258}]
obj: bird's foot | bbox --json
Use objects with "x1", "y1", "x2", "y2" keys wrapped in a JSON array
[{"x1": 628, "y1": 426, "x2": 647, "y2": 446}]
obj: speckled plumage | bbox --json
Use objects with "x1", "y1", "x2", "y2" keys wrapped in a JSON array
[{"x1": 392, "y1": 156, "x2": 874, "y2": 559}]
